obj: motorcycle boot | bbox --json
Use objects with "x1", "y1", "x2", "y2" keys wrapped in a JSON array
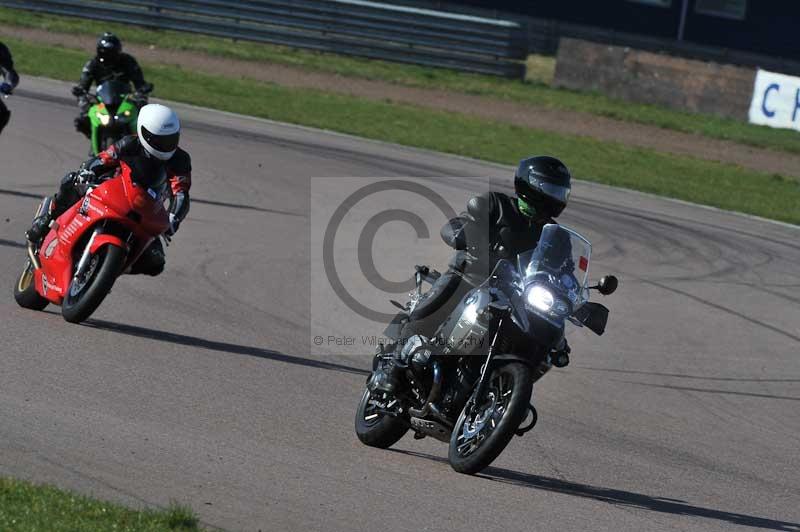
[
  {"x1": 551, "y1": 338, "x2": 571, "y2": 368},
  {"x1": 368, "y1": 357, "x2": 403, "y2": 395},
  {"x1": 25, "y1": 196, "x2": 55, "y2": 245},
  {"x1": 75, "y1": 98, "x2": 91, "y2": 139},
  {"x1": 26, "y1": 172, "x2": 83, "y2": 245},
  {"x1": 367, "y1": 334, "x2": 433, "y2": 394},
  {"x1": 74, "y1": 115, "x2": 91, "y2": 139}
]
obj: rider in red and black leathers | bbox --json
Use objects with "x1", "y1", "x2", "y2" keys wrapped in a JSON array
[{"x1": 26, "y1": 135, "x2": 191, "y2": 276}]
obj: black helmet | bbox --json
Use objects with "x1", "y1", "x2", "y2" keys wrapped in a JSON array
[
  {"x1": 96, "y1": 32, "x2": 122, "y2": 65},
  {"x1": 514, "y1": 156, "x2": 571, "y2": 218}
]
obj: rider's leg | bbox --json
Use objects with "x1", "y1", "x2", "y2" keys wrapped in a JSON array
[
  {"x1": 74, "y1": 99, "x2": 91, "y2": 139},
  {"x1": 369, "y1": 252, "x2": 471, "y2": 394},
  {"x1": 25, "y1": 172, "x2": 82, "y2": 243},
  {"x1": 129, "y1": 239, "x2": 166, "y2": 276}
]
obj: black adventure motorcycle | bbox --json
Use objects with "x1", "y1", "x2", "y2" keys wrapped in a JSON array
[{"x1": 355, "y1": 223, "x2": 618, "y2": 474}]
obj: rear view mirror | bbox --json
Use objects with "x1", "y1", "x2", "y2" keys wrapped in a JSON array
[
  {"x1": 592, "y1": 275, "x2": 618, "y2": 295},
  {"x1": 440, "y1": 217, "x2": 467, "y2": 250}
]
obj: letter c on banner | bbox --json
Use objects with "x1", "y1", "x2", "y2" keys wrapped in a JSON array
[{"x1": 762, "y1": 83, "x2": 779, "y2": 118}]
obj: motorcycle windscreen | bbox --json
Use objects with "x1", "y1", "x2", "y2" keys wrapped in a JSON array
[
  {"x1": 518, "y1": 224, "x2": 592, "y2": 314},
  {"x1": 470, "y1": 258, "x2": 533, "y2": 329},
  {"x1": 124, "y1": 156, "x2": 169, "y2": 193},
  {"x1": 96, "y1": 80, "x2": 131, "y2": 111}
]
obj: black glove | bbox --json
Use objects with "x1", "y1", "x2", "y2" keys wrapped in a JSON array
[
  {"x1": 71, "y1": 85, "x2": 85, "y2": 97},
  {"x1": 166, "y1": 213, "x2": 180, "y2": 236},
  {"x1": 75, "y1": 168, "x2": 96, "y2": 185},
  {"x1": 139, "y1": 82, "x2": 154, "y2": 95}
]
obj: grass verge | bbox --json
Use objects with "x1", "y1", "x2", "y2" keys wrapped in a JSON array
[
  {"x1": 0, "y1": 477, "x2": 203, "y2": 532},
  {"x1": 5, "y1": 36, "x2": 800, "y2": 225},
  {"x1": 2, "y1": 6, "x2": 800, "y2": 155}
]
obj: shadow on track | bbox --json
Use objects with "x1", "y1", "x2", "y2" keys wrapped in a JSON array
[
  {"x1": 618, "y1": 380, "x2": 800, "y2": 402},
  {"x1": 83, "y1": 318, "x2": 370, "y2": 377},
  {"x1": 0, "y1": 187, "x2": 41, "y2": 200},
  {"x1": 0, "y1": 186, "x2": 305, "y2": 218},
  {"x1": 0, "y1": 238, "x2": 25, "y2": 249},
  {"x1": 192, "y1": 197, "x2": 307, "y2": 217},
  {"x1": 575, "y1": 366, "x2": 800, "y2": 383},
  {"x1": 390, "y1": 450, "x2": 800, "y2": 531}
]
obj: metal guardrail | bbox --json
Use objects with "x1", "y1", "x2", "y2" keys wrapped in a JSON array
[
  {"x1": 0, "y1": 0, "x2": 527, "y2": 78},
  {"x1": 367, "y1": 0, "x2": 800, "y2": 79}
]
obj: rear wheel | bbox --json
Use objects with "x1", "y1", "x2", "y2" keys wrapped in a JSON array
[
  {"x1": 13, "y1": 259, "x2": 49, "y2": 311},
  {"x1": 355, "y1": 387, "x2": 409, "y2": 448},
  {"x1": 448, "y1": 362, "x2": 532, "y2": 475},
  {"x1": 61, "y1": 245, "x2": 126, "y2": 323}
]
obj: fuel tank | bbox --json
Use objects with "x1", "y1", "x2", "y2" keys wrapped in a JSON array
[{"x1": 437, "y1": 287, "x2": 492, "y2": 355}]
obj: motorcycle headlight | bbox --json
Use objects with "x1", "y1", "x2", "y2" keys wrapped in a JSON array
[
  {"x1": 526, "y1": 285, "x2": 571, "y2": 316},
  {"x1": 96, "y1": 111, "x2": 110, "y2": 126},
  {"x1": 123, "y1": 109, "x2": 131, "y2": 117},
  {"x1": 526, "y1": 285, "x2": 554, "y2": 312}
]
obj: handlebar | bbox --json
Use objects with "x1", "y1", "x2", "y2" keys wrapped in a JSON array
[
  {"x1": 73, "y1": 84, "x2": 153, "y2": 104},
  {"x1": 415, "y1": 264, "x2": 441, "y2": 286}
]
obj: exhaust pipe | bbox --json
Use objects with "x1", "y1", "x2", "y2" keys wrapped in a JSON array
[{"x1": 408, "y1": 360, "x2": 449, "y2": 426}]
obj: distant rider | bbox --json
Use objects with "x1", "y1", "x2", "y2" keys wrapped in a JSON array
[
  {"x1": 371, "y1": 155, "x2": 574, "y2": 393},
  {"x1": 0, "y1": 41, "x2": 20, "y2": 135},
  {"x1": 26, "y1": 104, "x2": 190, "y2": 276},
  {"x1": 72, "y1": 32, "x2": 153, "y2": 138}
]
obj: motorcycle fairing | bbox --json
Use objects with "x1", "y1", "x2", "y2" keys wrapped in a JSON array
[
  {"x1": 89, "y1": 80, "x2": 139, "y2": 155},
  {"x1": 33, "y1": 164, "x2": 170, "y2": 304}
]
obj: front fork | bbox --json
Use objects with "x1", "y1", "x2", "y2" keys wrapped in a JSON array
[
  {"x1": 73, "y1": 229, "x2": 99, "y2": 280},
  {"x1": 470, "y1": 319, "x2": 504, "y2": 413},
  {"x1": 466, "y1": 309, "x2": 539, "y2": 437}
]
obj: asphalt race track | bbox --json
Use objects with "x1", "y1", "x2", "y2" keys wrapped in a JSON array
[{"x1": 1, "y1": 77, "x2": 799, "y2": 532}]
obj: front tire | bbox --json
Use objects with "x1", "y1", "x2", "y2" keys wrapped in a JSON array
[
  {"x1": 62, "y1": 244, "x2": 125, "y2": 324},
  {"x1": 355, "y1": 387, "x2": 409, "y2": 448},
  {"x1": 13, "y1": 259, "x2": 49, "y2": 311},
  {"x1": 448, "y1": 362, "x2": 532, "y2": 475}
]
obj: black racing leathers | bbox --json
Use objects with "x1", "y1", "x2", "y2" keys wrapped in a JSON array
[
  {"x1": 0, "y1": 42, "x2": 19, "y2": 135},
  {"x1": 402, "y1": 191, "x2": 554, "y2": 339},
  {"x1": 368, "y1": 191, "x2": 558, "y2": 393},
  {"x1": 75, "y1": 53, "x2": 148, "y2": 136},
  {"x1": 77, "y1": 53, "x2": 146, "y2": 93},
  {"x1": 90, "y1": 135, "x2": 192, "y2": 226}
]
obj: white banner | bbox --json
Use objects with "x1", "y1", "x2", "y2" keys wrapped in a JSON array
[{"x1": 749, "y1": 69, "x2": 800, "y2": 131}]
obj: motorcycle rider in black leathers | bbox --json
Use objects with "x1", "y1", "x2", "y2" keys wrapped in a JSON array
[
  {"x1": 370, "y1": 155, "x2": 573, "y2": 393},
  {"x1": 72, "y1": 32, "x2": 153, "y2": 138},
  {"x1": 0, "y1": 41, "x2": 20, "y2": 136},
  {"x1": 26, "y1": 104, "x2": 190, "y2": 277}
]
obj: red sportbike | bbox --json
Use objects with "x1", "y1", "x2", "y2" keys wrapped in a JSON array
[{"x1": 14, "y1": 161, "x2": 171, "y2": 323}]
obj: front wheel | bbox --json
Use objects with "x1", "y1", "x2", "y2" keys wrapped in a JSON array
[
  {"x1": 354, "y1": 387, "x2": 409, "y2": 448},
  {"x1": 448, "y1": 362, "x2": 532, "y2": 475},
  {"x1": 13, "y1": 259, "x2": 49, "y2": 311},
  {"x1": 61, "y1": 244, "x2": 126, "y2": 323}
]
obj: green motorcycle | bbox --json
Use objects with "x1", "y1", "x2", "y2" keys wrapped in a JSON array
[{"x1": 80, "y1": 80, "x2": 149, "y2": 155}]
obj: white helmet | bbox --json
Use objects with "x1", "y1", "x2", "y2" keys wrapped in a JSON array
[{"x1": 137, "y1": 103, "x2": 180, "y2": 160}]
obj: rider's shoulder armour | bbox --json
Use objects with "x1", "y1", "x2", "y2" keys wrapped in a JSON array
[
  {"x1": 167, "y1": 147, "x2": 192, "y2": 175},
  {"x1": 466, "y1": 191, "x2": 495, "y2": 222}
]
